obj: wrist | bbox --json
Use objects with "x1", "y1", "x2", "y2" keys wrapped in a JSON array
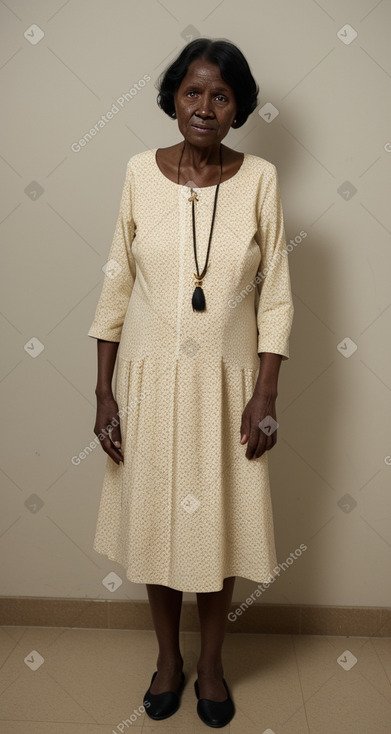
[
  {"x1": 253, "y1": 379, "x2": 278, "y2": 398},
  {"x1": 95, "y1": 386, "x2": 114, "y2": 400},
  {"x1": 256, "y1": 353, "x2": 282, "y2": 388}
]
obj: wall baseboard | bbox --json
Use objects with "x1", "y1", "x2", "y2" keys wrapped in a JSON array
[{"x1": 0, "y1": 597, "x2": 390, "y2": 636}]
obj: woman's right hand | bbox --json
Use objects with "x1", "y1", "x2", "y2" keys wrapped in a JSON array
[{"x1": 94, "y1": 392, "x2": 124, "y2": 465}]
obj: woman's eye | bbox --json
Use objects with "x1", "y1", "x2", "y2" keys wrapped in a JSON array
[{"x1": 187, "y1": 92, "x2": 226, "y2": 102}]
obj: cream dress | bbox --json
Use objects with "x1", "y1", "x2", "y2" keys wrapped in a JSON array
[{"x1": 88, "y1": 147, "x2": 294, "y2": 593}]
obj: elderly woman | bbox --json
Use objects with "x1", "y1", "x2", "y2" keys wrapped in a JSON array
[{"x1": 88, "y1": 37, "x2": 294, "y2": 728}]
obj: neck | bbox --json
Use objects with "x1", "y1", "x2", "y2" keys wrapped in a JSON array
[{"x1": 181, "y1": 140, "x2": 222, "y2": 171}]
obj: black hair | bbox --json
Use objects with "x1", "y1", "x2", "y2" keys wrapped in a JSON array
[{"x1": 155, "y1": 37, "x2": 259, "y2": 128}]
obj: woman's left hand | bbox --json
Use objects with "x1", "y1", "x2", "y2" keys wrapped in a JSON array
[{"x1": 240, "y1": 388, "x2": 278, "y2": 460}]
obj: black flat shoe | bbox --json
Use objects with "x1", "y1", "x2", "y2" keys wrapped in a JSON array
[
  {"x1": 194, "y1": 677, "x2": 235, "y2": 728},
  {"x1": 143, "y1": 669, "x2": 185, "y2": 720}
]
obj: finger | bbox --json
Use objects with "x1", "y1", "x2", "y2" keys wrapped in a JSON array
[
  {"x1": 247, "y1": 412, "x2": 276, "y2": 459},
  {"x1": 246, "y1": 418, "x2": 266, "y2": 459},
  {"x1": 249, "y1": 431, "x2": 267, "y2": 459},
  {"x1": 107, "y1": 430, "x2": 123, "y2": 461},
  {"x1": 255, "y1": 430, "x2": 273, "y2": 458},
  {"x1": 240, "y1": 417, "x2": 250, "y2": 444},
  {"x1": 104, "y1": 441, "x2": 124, "y2": 464},
  {"x1": 110, "y1": 449, "x2": 123, "y2": 465},
  {"x1": 257, "y1": 413, "x2": 277, "y2": 452},
  {"x1": 97, "y1": 428, "x2": 124, "y2": 464},
  {"x1": 265, "y1": 416, "x2": 278, "y2": 451},
  {"x1": 108, "y1": 424, "x2": 123, "y2": 451}
]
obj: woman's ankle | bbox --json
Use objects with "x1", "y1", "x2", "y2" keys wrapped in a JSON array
[
  {"x1": 197, "y1": 660, "x2": 224, "y2": 677},
  {"x1": 157, "y1": 653, "x2": 183, "y2": 670}
]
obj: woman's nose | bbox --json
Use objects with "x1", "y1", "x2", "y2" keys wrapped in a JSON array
[{"x1": 197, "y1": 96, "x2": 213, "y2": 117}]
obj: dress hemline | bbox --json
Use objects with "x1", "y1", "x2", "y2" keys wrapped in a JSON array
[{"x1": 93, "y1": 545, "x2": 279, "y2": 594}]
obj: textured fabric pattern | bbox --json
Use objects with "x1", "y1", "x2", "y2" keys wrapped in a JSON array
[{"x1": 88, "y1": 148, "x2": 294, "y2": 592}]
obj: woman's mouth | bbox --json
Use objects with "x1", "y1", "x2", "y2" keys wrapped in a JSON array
[{"x1": 191, "y1": 124, "x2": 215, "y2": 133}]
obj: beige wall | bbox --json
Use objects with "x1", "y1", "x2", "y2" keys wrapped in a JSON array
[{"x1": 1, "y1": 0, "x2": 390, "y2": 606}]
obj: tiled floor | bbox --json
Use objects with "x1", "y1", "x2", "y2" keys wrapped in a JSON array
[{"x1": 0, "y1": 626, "x2": 390, "y2": 732}]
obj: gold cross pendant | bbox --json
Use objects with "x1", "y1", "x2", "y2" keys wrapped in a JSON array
[{"x1": 188, "y1": 190, "x2": 199, "y2": 203}]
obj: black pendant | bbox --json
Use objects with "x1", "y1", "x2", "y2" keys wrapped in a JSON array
[{"x1": 192, "y1": 286, "x2": 206, "y2": 311}]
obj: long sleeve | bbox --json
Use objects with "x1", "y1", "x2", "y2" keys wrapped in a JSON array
[
  {"x1": 87, "y1": 160, "x2": 136, "y2": 342},
  {"x1": 255, "y1": 163, "x2": 294, "y2": 360}
]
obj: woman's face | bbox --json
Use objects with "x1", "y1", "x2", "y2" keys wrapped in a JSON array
[{"x1": 173, "y1": 57, "x2": 238, "y2": 147}]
